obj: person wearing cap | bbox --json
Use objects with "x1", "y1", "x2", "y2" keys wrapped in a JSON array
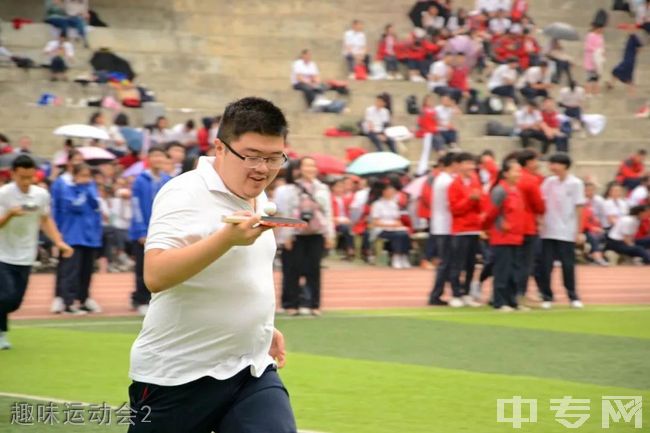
[{"x1": 127, "y1": 97, "x2": 296, "y2": 433}]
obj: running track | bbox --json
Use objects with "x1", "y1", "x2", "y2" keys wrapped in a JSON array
[{"x1": 12, "y1": 265, "x2": 650, "y2": 320}]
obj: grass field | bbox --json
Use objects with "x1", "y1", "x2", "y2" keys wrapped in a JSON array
[{"x1": 1, "y1": 306, "x2": 649, "y2": 432}]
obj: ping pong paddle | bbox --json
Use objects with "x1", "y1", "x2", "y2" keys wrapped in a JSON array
[{"x1": 222, "y1": 215, "x2": 308, "y2": 228}]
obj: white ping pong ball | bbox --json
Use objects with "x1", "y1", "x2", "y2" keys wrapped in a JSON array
[{"x1": 264, "y1": 202, "x2": 277, "y2": 216}]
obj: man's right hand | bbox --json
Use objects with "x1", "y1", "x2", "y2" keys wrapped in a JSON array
[{"x1": 222, "y1": 211, "x2": 271, "y2": 247}]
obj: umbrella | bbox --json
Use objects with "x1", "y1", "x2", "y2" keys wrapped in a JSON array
[
  {"x1": 403, "y1": 174, "x2": 429, "y2": 199},
  {"x1": 346, "y1": 152, "x2": 411, "y2": 176},
  {"x1": 309, "y1": 153, "x2": 347, "y2": 175},
  {"x1": 54, "y1": 124, "x2": 110, "y2": 141},
  {"x1": 543, "y1": 22, "x2": 580, "y2": 41},
  {"x1": 53, "y1": 146, "x2": 116, "y2": 166},
  {"x1": 0, "y1": 153, "x2": 49, "y2": 169}
]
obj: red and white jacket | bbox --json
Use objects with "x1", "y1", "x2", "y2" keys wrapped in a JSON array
[{"x1": 517, "y1": 169, "x2": 545, "y2": 236}]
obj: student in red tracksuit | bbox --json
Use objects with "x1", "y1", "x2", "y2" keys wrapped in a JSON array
[
  {"x1": 484, "y1": 159, "x2": 527, "y2": 311},
  {"x1": 416, "y1": 94, "x2": 442, "y2": 176},
  {"x1": 515, "y1": 149, "x2": 545, "y2": 297},
  {"x1": 447, "y1": 152, "x2": 484, "y2": 307},
  {"x1": 331, "y1": 178, "x2": 355, "y2": 259},
  {"x1": 616, "y1": 149, "x2": 647, "y2": 191}
]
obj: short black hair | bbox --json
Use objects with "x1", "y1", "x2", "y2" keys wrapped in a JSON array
[
  {"x1": 11, "y1": 154, "x2": 36, "y2": 171},
  {"x1": 114, "y1": 113, "x2": 129, "y2": 127},
  {"x1": 217, "y1": 97, "x2": 288, "y2": 145},
  {"x1": 630, "y1": 205, "x2": 649, "y2": 216},
  {"x1": 638, "y1": 149, "x2": 647, "y2": 156},
  {"x1": 439, "y1": 152, "x2": 456, "y2": 167},
  {"x1": 165, "y1": 141, "x2": 185, "y2": 152},
  {"x1": 548, "y1": 152, "x2": 572, "y2": 168},
  {"x1": 539, "y1": 60, "x2": 549, "y2": 68},
  {"x1": 72, "y1": 163, "x2": 91, "y2": 176},
  {"x1": 507, "y1": 56, "x2": 519, "y2": 64},
  {"x1": 455, "y1": 152, "x2": 475, "y2": 163},
  {"x1": 526, "y1": 99, "x2": 539, "y2": 109},
  {"x1": 148, "y1": 145, "x2": 168, "y2": 156},
  {"x1": 185, "y1": 119, "x2": 195, "y2": 129},
  {"x1": 517, "y1": 149, "x2": 539, "y2": 167},
  {"x1": 481, "y1": 149, "x2": 495, "y2": 158}
]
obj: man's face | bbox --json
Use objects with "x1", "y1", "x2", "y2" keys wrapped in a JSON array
[
  {"x1": 509, "y1": 163, "x2": 523, "y2": 183},
  {"x1": 216, "y1": 133, "x2": 285, "y2": 200},
  {"x1": 148, "y1": 151, "x2": 168, "y2": 171},
  {"x1": 549, "y1": 162, "x2": 567, "y2": 176},
  {"x1": 459, "y1": 159, "x2": 476, "y2": 176},
  {"x1": 168, "y1": 146, "x2": 186, "y2": 164},
  {"x1": 526, "y1": 158, "x2": 539, "y2": 172},
  {"x1": 375, "y1": 98, "x2": 385, "y2": 109},
  {"x1": 302, "y1": 51, "x2": 312, "y2": 63},
  {"x1": 67, "y1": 154, "x2": 84, "y2": 170},
  {"x1": 18, "y1": 137, "x2": 32, "y2": 151},
  {"x1": 353, "y1": 22, "x2": 363, "y2": 32},
  {"x1": 585, "y1": 184, "x2": 595, "y2": 198},
  {"x1": 12, "y1": 167, "x2": 36, "y2": 191},
  {"x1": 74, "y1": 169, "x2": 92, "y2": 185}
]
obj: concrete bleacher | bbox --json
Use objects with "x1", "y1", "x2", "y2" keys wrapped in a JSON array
[{"x1": 0, "y1": 0, "x2": 647, "y2": 181}]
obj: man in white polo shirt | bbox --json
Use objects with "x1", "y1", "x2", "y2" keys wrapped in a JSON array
[
  {"x1": 342, "y1": 19, "x2": 370, "y2": 79},
  {"x1": 0, "y1": 155, "x2": 72, "y2": 350},
  {"x1": 291, "y1": 49, "x2": 323, "y2": 108},
  {"x1": 127, "y1": 97, "x2": 296, "y2": 433},
  {"x1": 538, "y1": 153, "x2": 586, "y2": 309}
]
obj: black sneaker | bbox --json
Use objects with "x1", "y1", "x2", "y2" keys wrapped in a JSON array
[{"x1": 428, "y1": 298, "x2": 449, "y2": 306}]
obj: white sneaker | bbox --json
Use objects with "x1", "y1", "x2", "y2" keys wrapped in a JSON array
[
  {"x1": 0, "y1": 332, "x2": 11, "y2": 350},
  {"x1": 391, "y1": 255, "x2": 403, "y2": 269},
  {"x1": 469, "y1": 281, "x2": 481, "y2": 301},
  {"x1": 541, "y1": 301, "x2": 553, "y2": 310},
  {"x1": 497, "y1": 305, "x2": 515, "y2": 312},
  {"x1": 298, "y1": 307, "x2": 312, "y2": 316},
  {"x1": 462, "y1": 295, "x2": 481, "y2": 307},
  {"x1": 137, "y1": 304, "x2": 149, "y2": 316},
  {"x1": 449, "y1": 297, "x2": 464, "y2": 308},
  {"x1": 516, "y1": 305, "x2": 531, "y2": 312},
  {"x1": 570, "y1": 300, "x2": 584, "y2": 309},
  {"x1": 63, "y1": 306, "x2": 87, "y2": 315},
  {"x1": 83, "y1": 298, "x2": 102, "y2": 313},
  {"x1": 50, "y1": 297, "x2": 64, "y2": 314},
  {"x1": 399, "y1": 255, "x2": 412, "y2": 269}
]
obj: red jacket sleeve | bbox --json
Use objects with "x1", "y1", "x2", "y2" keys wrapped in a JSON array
[
  {"x1": 523, "y1": 176, "x2": 545, "y2": 215},
  {"x1": 448, "y1": 179, "x2": 474, "y2": 217},
  {"x1": 417, "y1": 178, "x2": 433, "y2": 219}
]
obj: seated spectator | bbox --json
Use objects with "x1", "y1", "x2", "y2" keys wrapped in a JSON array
[
  {"x1": 518, "y1": 28, "x2": 541, "y2": 69},
  {"x1": 170, "y1": 120, "x2": 198, "y2": 150},
  {"x1": 370, "y1": 183, "x2": 412, "y2": 269},
  {"x1": 363, "y1": 95, "x2": 396, "y2": 153},
  {"x1": 518, "y1": 60, "x2": 552, "y2": 100},
  {"x1": 603, "y1": 182, "x2": 630, "y2": 229},
  {"x1": 628, "y1": 176, "x2": 649, "y2": 207},
  {"x1": 605, "y1": 205, "x2": 650, "y2": 264},
  {"x1": 291, "y1": 49, "x2": 323, "y2": 107},
  {"x1": 44, "y1": 0, "x2": 88, "y2": 48},
  {"x1": 435, "y1": 93, "x2": 460, "y2": 149},
  {"x1": 511, "y1": 0, "x2": 529, "y2": 22},
  {"x1": 343, "y1": 20, "x2": 370, "y2": 79},
  {"x1": 376, "y1": 25, "x2": 400, "y2": 80},
  {"x1": 447, "y1": 8, "x2": 469, "y2": 34},
  {"x1": 616, "y1": 149, "x2": 647, "y2": 190},
  {"x1": 150, "y1": 116, "x2": 174, "y2": 146},
  {"x1": 540, "y1": 97, "x2": 569, "y2": 153},
  {"x1": 582, "y1": 181, "x2": 609, "y2": 266},
  {"x1": 448, "y1": 52, "x2": 475, "y2": 104},
  {"x1": 44, "y1": 31, "x2": 74, "y2": 81},
  {"x1": 489, "y1": 9, "x2": 512, "y2": 35},
  {"x1": 422, "y1": 4, "x2": 446, "y2": 33},
  {"x1": 475, "y1": 0, "x2": 512, "y2": 17},
  {"x1": 558, "y1": 81, "x2": 586, "y2": 126},
  {"x1": 514, "y1": 99, "x2": 546, "y2": 149},
  {"x1": 416, "y1": 94, "x2": 443, "y2": 175},
  {"x1": 401, "y1": 31, "x2": 428, "y2": 82},
  {"x1": 428, "y1": 51, "x2": 453, "y2": 94},
  {"x1": 331, "y1": 178, "x2": 355, "y2": 259},
  {"x1": 88, "y1": 112, "x2": 109, "y2": 147},
  {"x1": 488, "y1": 57, "x2": 519, "y2": 111},
  {"x1": 585, "y1": 178, "x2": 608, "y2": 229}
]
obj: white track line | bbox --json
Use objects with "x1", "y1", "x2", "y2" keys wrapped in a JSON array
[
  {"x1": 0, "y1": 392, "x2": 326, "y2": 433},
  {"x1": 11, "y1": 306, "x2": 650, "y2": 329}
]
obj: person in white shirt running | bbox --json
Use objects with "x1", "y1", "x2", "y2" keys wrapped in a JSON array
[
  {"x1": 0, "y1": 155, "x2": 73, "y2": 349},
  {"x1": 127, "y1": 97, "x2": 296, "y2": 433}
]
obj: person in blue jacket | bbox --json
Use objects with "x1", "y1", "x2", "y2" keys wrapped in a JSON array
[
  {"x1": 58, "y1": 163, "x2": 103, "y2": 314},
  {"x1": 129, "y1": 146, "x2": 171, "y2": 314},
  {"x1": 49, "y1": 149, "x2": 84, "y2": 314}
]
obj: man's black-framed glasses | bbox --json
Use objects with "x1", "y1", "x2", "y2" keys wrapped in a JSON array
[{"x1": 219, "y1": 137, "x2": 288, "y2": 169}]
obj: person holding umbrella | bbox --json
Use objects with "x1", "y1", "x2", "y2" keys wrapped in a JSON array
[{"x1": 0, "y1": 155, "x2": 73, "y2": 348}]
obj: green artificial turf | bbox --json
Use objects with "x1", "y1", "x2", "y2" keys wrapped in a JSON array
[{"x1": 1, "y1": 307, "x2": 648, "y2": 432}]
